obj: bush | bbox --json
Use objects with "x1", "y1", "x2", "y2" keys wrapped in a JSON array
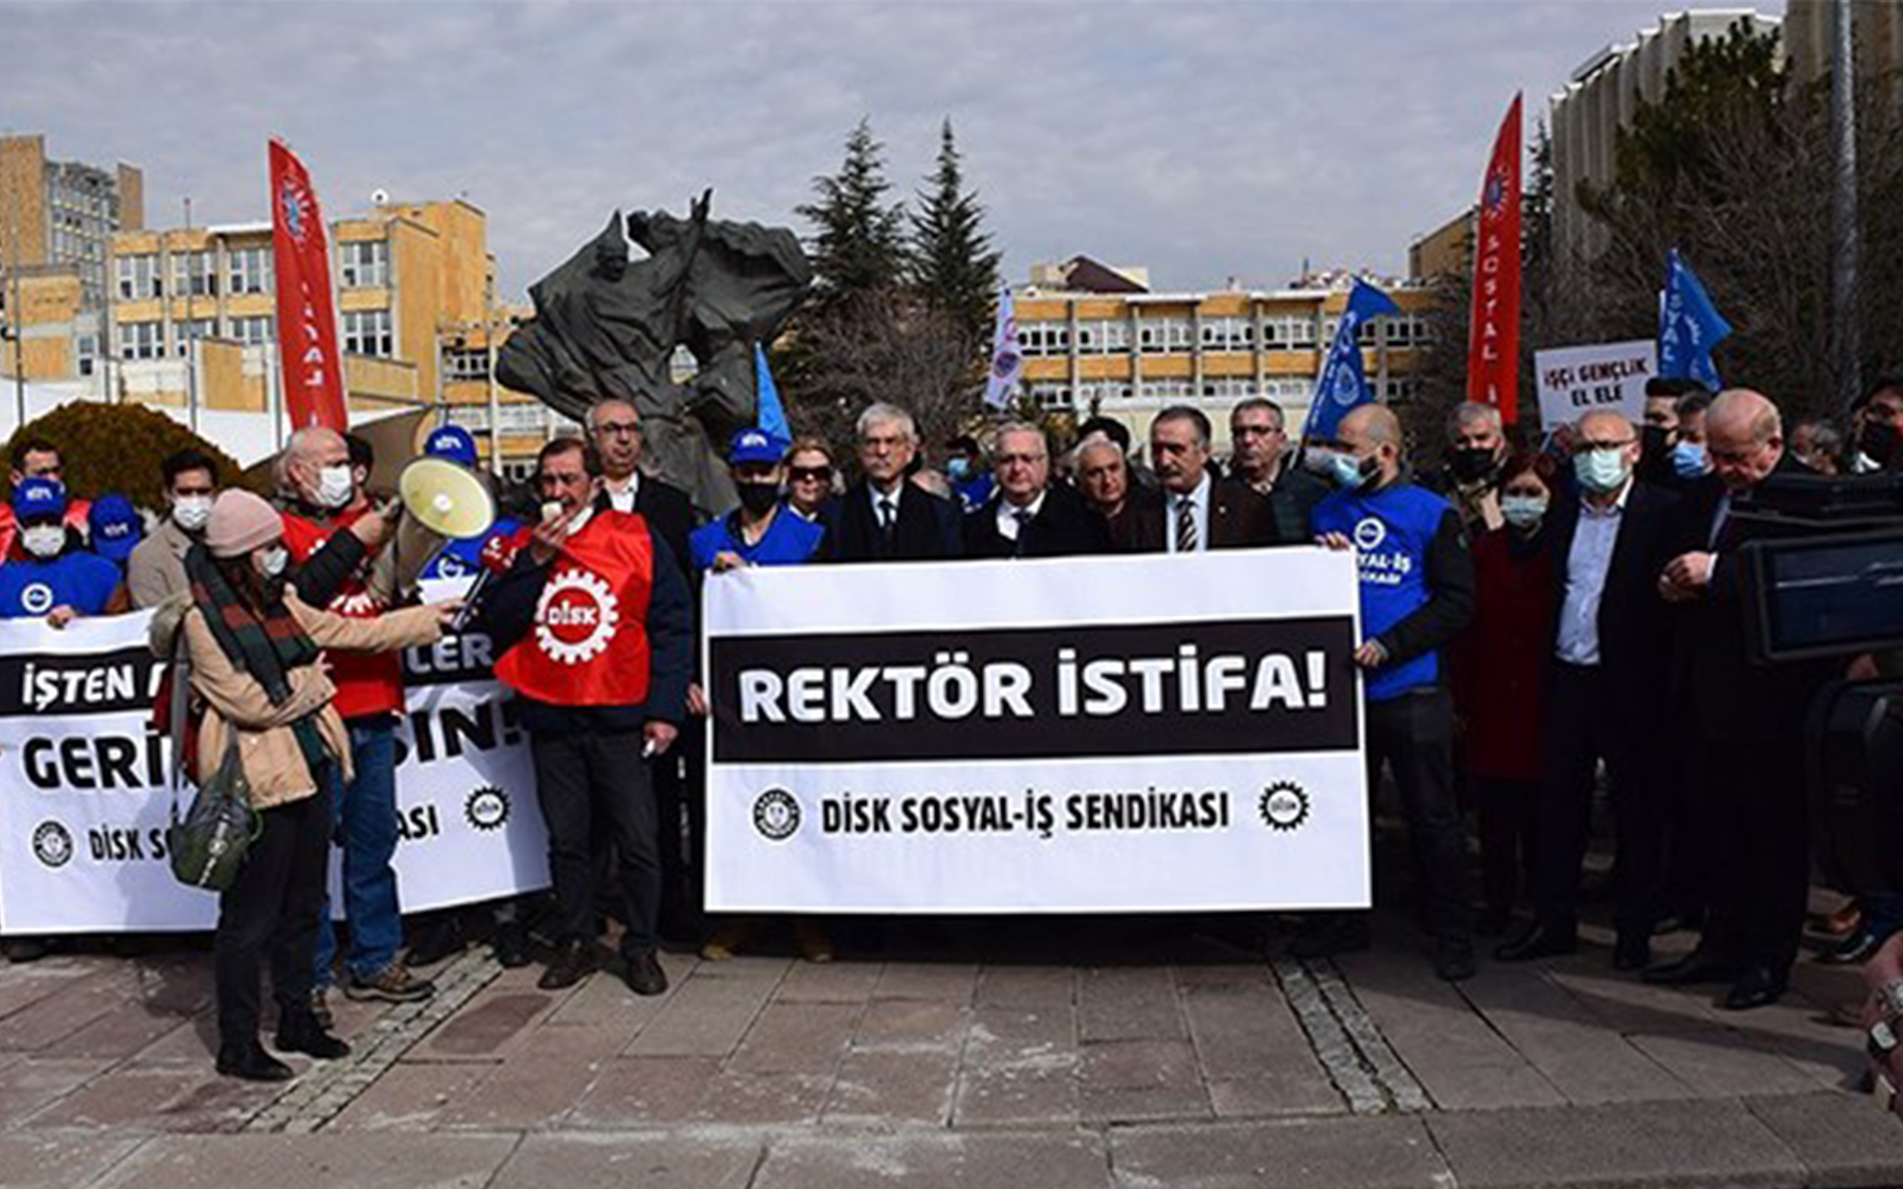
[{"x1": 5, "y1": 402, "x2": 249, "y2": 510}]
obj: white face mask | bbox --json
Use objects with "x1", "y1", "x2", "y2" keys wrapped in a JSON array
[
  {"x1": 172, "y1": 495, "x2": 213, "y2": 532},
  {"x1": 316, "y1": 464, "x2": 354, "y2": 509},
  {"x1": 258, "y1": 545, "x2": 290, "y2": 579},
  {"x1": 20, "y1": 525, "x2": 63, "y2": 559}
]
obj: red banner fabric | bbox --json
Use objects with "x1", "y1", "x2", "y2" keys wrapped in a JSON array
[
  {"x1": 1465, "y1": 95, "x2": 1523, "y2": 425},
  {"x1": 268, "y1": 140, "x2": 347, "y2": 431}
]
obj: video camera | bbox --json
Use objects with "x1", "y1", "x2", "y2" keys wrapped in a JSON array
[{"x1": 1732, "y1": 471, "x2": 1903, "y2": 895}]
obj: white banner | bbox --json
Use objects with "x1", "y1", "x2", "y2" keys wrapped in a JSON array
[
  {"x1": 1534, "y1": 339, "x2": 1656, "y2": 431},
  {"x1": 0, "y1": 607, "x2": 546, "y2": 935},
  {"x1": 703, "y1": 549, "x2": 1371, "y2": 914}
]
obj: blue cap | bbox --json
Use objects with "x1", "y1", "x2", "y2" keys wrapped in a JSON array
[
  {"x1": 88, "y1": 494, "x2": 142, "y2": 562},
  {"x1": 12, "y1": 477, "x2": 66, "y2": 520},
  {"x1": 727, "y1": 428, "x2": 788, "y2": 466},
  {"x1": 425, "y1": 425, "x2": 479, "y2": 467}
]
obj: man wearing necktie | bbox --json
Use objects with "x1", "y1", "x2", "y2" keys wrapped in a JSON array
[
  {"x1": 1112, "y1": 407, "x2": 1277, "y2": 553},
  {"x1": 963, "y1": 423, "x2": 1111, "y2": 559},
  {"x1": 830, "y1": 402, "x2": 963, "y2": 563}
]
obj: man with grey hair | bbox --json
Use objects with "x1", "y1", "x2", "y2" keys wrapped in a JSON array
[
  {"x1": 1073, "y1": 434, "x2": 1132, "y2": 539},
  {"x1": 832, "y1": 402, "x2": 962, "y2": 561},
  {"x1": 1115, "y1": 407, "x2": 1276, "y2": 551},
  {"x1": 963, "y1": 422, "x2": 1110, "y2": 558},
  {"x1": 1438, "y1": 401, "x2": 1509, "y2": 532},
  {"x1": 1230, "y1": 397, "x2": 1328, "y2": 542}
]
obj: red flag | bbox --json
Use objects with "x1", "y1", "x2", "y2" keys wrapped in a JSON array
[
  {"x1": 268, "y1": 139, "x2": 347, "y2": 431},
  {"x1": 1465, "y1": 95, "x2": 1523, "y2": 424}
]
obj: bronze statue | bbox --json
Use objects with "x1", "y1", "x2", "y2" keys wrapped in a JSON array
[{"x1": 497, "y1": 192, "x2": 812, "y2": 514}]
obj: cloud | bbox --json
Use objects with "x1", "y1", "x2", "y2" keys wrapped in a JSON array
[{"x1": 2, "y1": 0, "x2": 1685, "y2": 298}]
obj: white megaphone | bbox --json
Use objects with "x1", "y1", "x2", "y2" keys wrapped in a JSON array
[{"x1": 372, "y1": 457, "x2": 498, "y2": 603}]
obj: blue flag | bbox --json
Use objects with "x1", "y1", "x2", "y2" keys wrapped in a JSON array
[
  {"x1": 1657, "y1": 250, "x2": 1730, "y2": 390},
  {"x1": 1302, "y1": 279, "x2": 1401, "y2": 441},
  {"x1": 754, "y1": 344, "x2": 791, "y2": 441}
]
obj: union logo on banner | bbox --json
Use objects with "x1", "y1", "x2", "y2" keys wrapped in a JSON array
[{"x1": 279, "y1": 180, "x2": 311, "y2": 244}]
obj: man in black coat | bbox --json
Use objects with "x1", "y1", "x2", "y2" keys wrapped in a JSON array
[
  {"x1": 831, "y1": 402, "x2": 964, "y2": 562},
  {"x1": 964, "y1": 422, "x2": 1111, "y2": 559},
  {"x1": 1228, "y1": 397, "x2": 1329, "y2": 544},
  {"x1": 1115, "y1": 406, "x2": 1278, "y2": 552},
  {"x1": 1496, "y1": 410, "x2": 1681, "y2": 971},
  {"x1": 1644, "y1": 389, "x2": 1825, "y2": 1010}
]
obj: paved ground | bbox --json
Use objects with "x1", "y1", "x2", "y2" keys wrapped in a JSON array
[{"x1": 1, "y1": 908, "x2": 1899, "y2": 1189}]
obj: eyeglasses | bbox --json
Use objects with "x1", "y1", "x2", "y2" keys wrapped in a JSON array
[
  {"x1": 593, "y1": 421, "x2": 640, "y2": 438},
  {"x1": 789, "y1": 466, "x2": 832, "y2": 483}
]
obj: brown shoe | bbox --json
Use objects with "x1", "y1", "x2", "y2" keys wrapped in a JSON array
[
  {"x1": 699, "y1": 919, "x2": 753, "y2": 961},
  {"x1": 342, "y1": 964, "x2": 435, "y2": 1004},
  {"x1": 794, "y1": 918, "x2": 835, "y2": 964}
]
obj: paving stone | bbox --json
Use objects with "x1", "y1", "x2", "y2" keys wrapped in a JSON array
[
  {"x1": 1626, "y1": 1029, "x2": 1828, "y2": 1098},
  {"x1": 774, "y1": 959, "x2": 883, "y2": 1004},
  {"x1": 1077, "y1": 967, "x2": 1184, "y2": 1043},
  {"x1": 0, "y1": 1132, "x2": 143, "y2": 1189},
  {"x1": 851, "y1": 997, "x2": 967, "y2": 1051},
  {"x1": 1748, "y1": 1090, "x2": 1903, "y2": 1188},
  {"x1": 433, "y1": 1025, "x2": 623, "y2": 1130},
  {"x1": 567, "y1": 1054, "x2": 830, "y2": 1127},
  {"x1": 1333, "y1": 948, "x2": 1564, "y2": 1111},
  {"x1": 1205, "y1": 1074, "x2": 1343, "y2": 1118},
  {"x1": 1171, "y1": 963, "x2": 1273, "y2": 989},
  {"x1": 974, "y1": 966, "x2": 1076, "y2": 1009},
  {"x1": 541, "y1": 965, "x2": 677, "y2": 1031},
  {"x1": 1179, "y1": 980, "x2": 1333, "y2": 1094},
  {"x1": 757, "y1": 1129, "x2": 1112, "y2": 1189},
  {"x1": 728, "y1": 1001, "x2": 859, "y2": 1075},
  {"x1": 1079, "y1": 1039, "x2": 1201, "y2": 1090},
  {"x1": 128, "y1": 1019, "x2": 218, "y2": 1066},
  {"x1": 824, "y1": 1047, "x2": 959, "y2": 1124},
  {"x1": 1426, "y1": 1098, "x2": 1805, "y2": 1188},
  {"x1": 26, "y1": 1061, "x2": 283, "y2": 1132},
  {"x1": 954, "y1": 1046, "x2": 1080, "y2": 1128},
  {"x1": 0, "y1": 1058, "x2": 117, "y2": 1127},
  {"x1": 0, "y1": 968, "x2": 131, "y2": 1051},
  {"x1": 623, "y1": 967, "x2": 777, "y2": 1057},
  {"x1": 1111, "y1": 1116, "x2": 1448, "y2": 1189},
  {"x1": 415, "y1": 990, "x2": 559, "y2": 1060},
  {"x1": 1080, "y1": 1080, "x2": 1212, "y2": 1123},
  {"x1": 90, "y1": 1133, "x2": 517, "y2": 1189},
  {"x1": 323, "y1": 1061, "x2": 493, "y2": 1131},
  {"x1": 0, "y1": 959, "x2": 110, "y2": 1023},
  {"x1": 489, "y1": 1133, "x2": 761, "y2": 1189},
  {"x1": 58, "y1": 999, "x2": 210, "y2": 1063},
  {"x1": 875, "y1": 962, "x2": 980, "y2": 1003}
]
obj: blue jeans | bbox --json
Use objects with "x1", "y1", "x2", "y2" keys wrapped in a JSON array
[{"x1": 313, "y1": 716, "x2": 403, "y2": 988}]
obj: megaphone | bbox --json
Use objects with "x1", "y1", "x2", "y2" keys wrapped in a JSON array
[{"x1": 372, "y1": 457, "x2": 498, "y2": 603}]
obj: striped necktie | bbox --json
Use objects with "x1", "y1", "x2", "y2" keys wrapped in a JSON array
[{"x1": 1175, "y1": 495, "x2": 1198, "y2": 553}]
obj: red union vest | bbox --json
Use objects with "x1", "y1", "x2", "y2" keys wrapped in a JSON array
[
  {"x1": 278, "y1": 505, "x2": 404, "y2": 719},
  {"x1": 495, "y1": 510, "x2": 654, "y2": 707}
]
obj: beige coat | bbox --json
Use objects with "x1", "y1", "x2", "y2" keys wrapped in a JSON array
[{"x1": 160, "y1": 594, "x2": 442, "y2": 810}]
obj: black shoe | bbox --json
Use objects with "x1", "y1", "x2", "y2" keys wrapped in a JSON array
[
  {"x1": 622, "y1": 949, "x2": 669, "y2": 997},
  {"x1": 406, "y1": 916, "x2": 467, "y2": 968},
  {"x1": 3, "y1": 937, "x2": 49, "y2": 963},
  {"x1": 216, "y1": 1042, "x2": 295, "y2": 1082},
  {"x1": 1434, "y1": 935, "x2": 1477, "y2": 982},
  {"x1": 492, "y1": 922, "x2": 532, "y2": 970},
  {"x1": 274, "y1": 1009, "x2": 351, "y2": 1060},
  {"x1": 1288, "y1": 915, "x2": 1371, "y2": 961},
  {"x1": 538, "y1": 938, "x2": 596, "y2": 991},
  {"x1": 1819, "y1": 929, "x2": 1884, "y2": 966},
  {"x1": 1494, "y1": 918, "x2": 1578, "y2": 962},
  {"x1": 1642, "y1": 946, "x2": 1741, "y2": 987},
  {"x1": 1612, "y1": 931, "x2": 1652, "y2": 972},
  {"x1": 1721, "y1": 966, "x2": 1788, "y2": 1011}
]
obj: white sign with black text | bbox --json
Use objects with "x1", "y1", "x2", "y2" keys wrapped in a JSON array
[
  {"x1": 1534, "y1": 339, "x2": 1657, "y2": 430},
  {"x1": 702, "y1": 549, "x2": 1371, "y2": 914}
]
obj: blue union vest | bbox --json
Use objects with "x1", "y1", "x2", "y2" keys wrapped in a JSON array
[{"x1": 1312, "y1": 482, "x2": 1452, "y2": 703}]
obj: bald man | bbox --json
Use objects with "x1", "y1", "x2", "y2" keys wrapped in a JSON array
[
  {"x1": 1646, "y1": 390, "x2": 1822, "y2": 1009},
  {"x1": 1497, "y1": 410, "x2": 1681, "y2": 972},
  {"x1": 1309, "y1": 404, "x2": 1477, "y2": 981}
]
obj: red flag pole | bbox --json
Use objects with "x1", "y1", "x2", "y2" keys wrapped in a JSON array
[
  {"x1": 1465, "y1": 94, "x2": 1523, "y2": 425},
  {"x1": 268, "y1": 139, "x2": 348, "y2": 431}
]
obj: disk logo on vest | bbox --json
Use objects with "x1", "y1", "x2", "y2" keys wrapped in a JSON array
[
  {"x1": 535, "y1": 568, "x2": 619, "y2": 664},
  {"x1": 32, "y1": 820, "x2": 74, "y2": 868},
  {"x1": 20, "y1": 583, "x2": 53, "y2": 616},
  {"x1": 1352, "y1": 517, "x2": 1387, "y2": 552}
]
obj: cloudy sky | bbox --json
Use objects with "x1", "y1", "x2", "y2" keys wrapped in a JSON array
[{"x1": 3, "y1": 0, "x2": 1690, "y2": 299}]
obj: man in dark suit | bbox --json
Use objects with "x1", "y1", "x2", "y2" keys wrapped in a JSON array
[
  {"x1": 963, "y1": 423, "x2": 1111, "y2": 559},
  {"x1": 1496, "y1": 410, "x2": 1681, "y2": 971},
  {"x1": 1116, "y1": 407, "x2": 1277, "y2": 552},
  {"x1": 1644, "y1": 389, "x2": 1823, "y2": 1009},
  {"x1": 1229, "y1": 398, "x2": 1329, "y2": 544},
  {"x1": 831, "y1": 402, "x2": 963, "y2": 562},
  {"x1": 585, "y1": 397, "x2": 701, "y2": 942}
]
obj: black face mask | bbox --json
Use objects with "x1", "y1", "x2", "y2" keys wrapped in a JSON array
[
  {"x1": 1448, "y1": 445, "x2": 1499, "y2": 485},
  {"x1": 1858, "y1": 420, "x2": 1902, "y2": 469},
  {"x1": 1641, "y1": 424, "x2": 1673, "y2": 461},
  {"x1": 735, "y1": 481, "x2": 780, "y2": 516}
]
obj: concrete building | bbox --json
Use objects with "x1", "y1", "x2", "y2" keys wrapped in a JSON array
[
  {"x1": 1408, "y1": 209, "x2": 1474, "y2": 283},
  {"x1": 1785, "y1": 0, "x2": 1903, "y2": 110},
  {"x1": 1014, "y1": 262, "x2": 1435, "y2": 453}
]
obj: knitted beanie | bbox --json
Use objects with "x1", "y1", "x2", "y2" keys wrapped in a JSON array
[{"x1": 204, "y1": 490, "x2": 284, "y2": 559}]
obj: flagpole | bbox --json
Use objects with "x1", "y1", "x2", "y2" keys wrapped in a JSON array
[
  {"x1": 183, "y1": 196, "x2": 200, "y2": 434},
  {"x1": 1830, "y1": 0, "x2": 1861, "y2": 416}
]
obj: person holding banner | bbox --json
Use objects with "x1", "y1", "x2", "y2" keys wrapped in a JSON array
[
  {"x1": 1116, "y1": 407, "x2": 1277, "y2": 553},
  {"x1": 475, "y1": 437, "x2": 692, "y2": 995},
  {"x1": 1309, "y1": 404, "x2": 1478, "y2": 981},
  {"x1": 832, "y1": 403, "x2": 963, "y2": 563},
  {"x1": 0, "y1": 479, "x2": 124, "y2": 625},
  {"x1": 165, "y1": 489, "x2": 453, "y2": 1081},
  {"x1": 0, "y1": 438, "x2": 91, "y2": 562}
]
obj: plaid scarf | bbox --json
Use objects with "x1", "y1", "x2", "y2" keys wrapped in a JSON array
[{"x1": 185, "y1": 543, "x2": 330, "y2": 778}]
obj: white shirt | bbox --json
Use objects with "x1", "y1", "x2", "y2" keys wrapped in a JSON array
[
  {"x1": 867, "y1": 482, "x2": 904, "y2": 528},
  {"x1": 996, "y1": 491, "x2": 1046, "y2": 543},
  {"x1": 1164, "y1": 473, "x2": 1212, "y2": 554},
  {"x1": 1556, "y1": 479, "x2": 1630, "y2": 666},
  {"x1": 602, "y1": 471, "x2": 641, "y2": 513}
]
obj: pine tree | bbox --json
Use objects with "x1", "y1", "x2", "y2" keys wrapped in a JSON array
[
  {"x1": 909, "y1": 118, "x2": 1001, "y2": 347},
  {"x1": 796, "y1": 118, "x2": 908, "y2": 309}
]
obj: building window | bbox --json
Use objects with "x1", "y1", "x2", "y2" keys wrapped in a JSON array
[
  {"x1": 227, "y1": 247, "x2": 272, "y2": 295},
  {"x1": 174, "y1": 319, "x2": 216, "y2": 355},
  {"x1": 228, "y1": 315, "x2": 274, "y2": 345},
  {"x1": 1138, "y1": 318, "x2": 1192, "y2": 355},
  {"x1": 342, "y1": 308, "x2": 393, "y2": 357},
  {"x1": 1200, "y1": 317, "x2": 1253, "y2": 353},
  {"x1": 76, "y1": 333, "x2": 98, "y2": 377},
  {"x1": 443, "y1": 347, "x2": 490, "y2": 381},
  {"x1": 339, "y1": 240, "x2": 389, "y2": 289},
  {"x1": 116, "y1": 254, "x2": 161, "y2": 300},
  {"x1": 171, "y1": 251, "x2": 216, "y2": 298},
  {"x1": 121, "y1": 321, "x2": 162, "y2": 360},
  {"x1": 1027, "y1": 382, "x2": 1072, "y2": 410}
]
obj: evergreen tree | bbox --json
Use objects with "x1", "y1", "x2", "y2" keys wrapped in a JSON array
[
  {"x1": 909, "y1": 118, "x2": 1002, "y2": 347},
  {"x1": 796, "y1": 118, "x2": 908, "y2": 309}
]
